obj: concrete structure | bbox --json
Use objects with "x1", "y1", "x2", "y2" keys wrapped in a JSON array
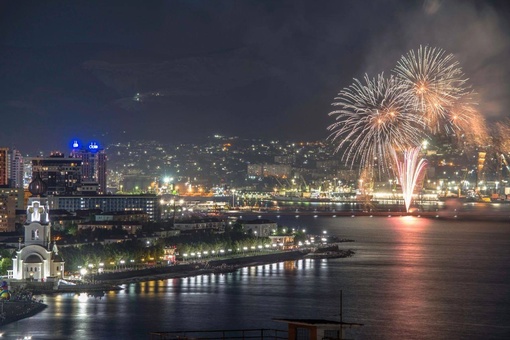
[
  {"x1": 0, "y1": 194, "x2": 17, "y2": 232},
  {"x1": 8, "y1": 148, "x2": 24, "y2": 188},
  {"x1": 274, "y1": 319, "x2": 363, "y2": 340},
  {"x1": 268, "y1": 235, "x2": 295, "y2": 249},
  {"x1": 70, "y1": 141, "x2": 107, "y2": 195},
  {"x1": 31, "y1": 153, "x2": 82, "y2": 195},
  {"x1": 48, "y1": 194, "x2": 159, "y2": 221},
  {"x1": 0, "y1": 148, "x2": 8, "y2": 186},
  {"x1": 77, "y1": 221, "x2": 142, "y2": 234},
  {"x1": 174, "y1": 218, "x2": 225, "y2": 232}
]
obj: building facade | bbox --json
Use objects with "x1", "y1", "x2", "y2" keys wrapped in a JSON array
[
  {"x1": 31, "y1": 153, "x2": 82, "y2": 195},
  {"x1": 8, "y1": 148, "x2": 24, "y2": 188},
  {"x1": 0, "y1": 148, "x2": 8, "y2": 186},
  {"x1": 239, "y1": 218, "x2": 277, "y2": 237},
  {"x1": 48, "y1": 194, "x2": 159, "y2": 221},
  {"x1": 70, "y1": 141, "x2": 107, "y2": 195}
]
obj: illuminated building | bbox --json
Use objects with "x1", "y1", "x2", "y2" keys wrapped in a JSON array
[
  {"x1": 0, "y1": 187, "x2": 23, "y2": 232},
  {"x1": 0, "y1": 148, "x2": 8, "y2": 186},
  {"x1": 31, "y1": 152, "x2": 82, "y2": 195},
  {"x1": 239, "y1": 218, "x2": 277, "y2": 237},
  {"x1": 48, "y1": 194, "x2": 159, "y2": 221},
  {"x1": 0, "y1": 148, "x2": 24, "y2": 188},
  {"x1": 9, "y1": 148, "x2": 24, "y2": 188},
  {"x1": 70, "y1": 140, "x2": 107, "y2": 194}
]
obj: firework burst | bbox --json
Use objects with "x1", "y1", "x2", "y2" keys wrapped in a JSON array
[
  {"x1": 328, "y1": 73, "x2": 425, "y2": 172},
  {"x1": 394, "y1": 45, "x2": 469, "y2": 134}
]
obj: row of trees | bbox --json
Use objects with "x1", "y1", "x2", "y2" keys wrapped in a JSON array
[
  {"x1": 58, "y1": 228, "x2": 297, "y2": 273},
  {"x1": 59, "y1": 239, "x2": 165, "y2": 272},
  {"x1": 0, "y1": 221, "x2": 303, "y2": 275}
]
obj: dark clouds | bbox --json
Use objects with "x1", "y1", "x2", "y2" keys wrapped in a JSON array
[{"x1": 0, "y1": 0, "x2": 509, "y2": 154}]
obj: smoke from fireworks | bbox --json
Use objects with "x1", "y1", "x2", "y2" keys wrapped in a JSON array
[
  {"x1": 328, "y1": 73, "x2": 425, "y2": 172},
  {"x1": 448, "y1": 99, "x2": 489, "y2": 149},
  {"x1": 329, "y1": 45, "x2": 486, "y2": 175}
]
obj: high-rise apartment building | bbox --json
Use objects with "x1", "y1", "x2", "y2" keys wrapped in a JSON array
[
  {"x1": 0, "y1": 148, "x2": 8, "y2": 186},
  {"x1": 0, "y1": 147, "x2": 24, "y2": 188},
  {"x1": 0, "y1": 187, "x2": 22, "y2": 232},
  {"x1": 32, "y1": 152, "x2": 82, "y2": 195},
  {"x1": 9, "y1": 148, "x2": 24, "y2": 188},
  {"x1": 70, "y1": 141, "x2": 107, "y2": 194}
]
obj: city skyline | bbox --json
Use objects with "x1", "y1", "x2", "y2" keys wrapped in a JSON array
[{"x1": 1, "y1": 0, "x2": 510, "y2": 154}]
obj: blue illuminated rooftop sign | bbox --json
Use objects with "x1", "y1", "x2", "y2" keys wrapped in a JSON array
[
  {"x1": 88, "y1": 142, "x2": 99, "y2": 151},
  {"x1": 70, "y1": 140, "x2": 101, "y2": 152}
]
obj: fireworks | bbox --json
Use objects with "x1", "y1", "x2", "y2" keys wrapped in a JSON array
[
  {"x1": 394, "y1": 45, "x2": 469, "y2": 134},
  {"x1": 391, "y1": 146, "x2": 428, "y2": 212},
  {"x1": 328, "y1": 45, "x2": 488, "y2": 211},
  {"x1": 448, "y1": 99, "x2": 488, "y2": 149},
  {"x1": 494, "y1": 118, "x2": 510, "y2": 155},
  {"x1": 328, "y1": 73, "x2": 425, "y2": 172},
  {"x1": 329, "y1": 45, "x2": 485, "y2": 174}
]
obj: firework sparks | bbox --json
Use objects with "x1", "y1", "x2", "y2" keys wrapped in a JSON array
[
  {"x1": 328, "y1": 73, "x2": 425, "y2": 172},
  {"x1": 494, "y1": 118, "x2": 510, "y2": 155},
  {"x1": 394, "y1": 45, "x2": 469, "y2": 134},
  {"x1": 448, "y1": 99, "x2": 488, "y2": 149},
  {"x1": 391, "y1": 146, "x2": 428, "y2": 212}
]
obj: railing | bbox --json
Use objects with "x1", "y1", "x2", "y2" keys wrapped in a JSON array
[{"x1": 149, "y1": 328, "x2": 288, "y2": 340}]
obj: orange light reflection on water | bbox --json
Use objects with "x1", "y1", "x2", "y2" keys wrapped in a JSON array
[
  {"x1": 395, "y1": 215, "x2": 431, "y2": 231},
  {"x1": 387, "y1": 215, "x2": 435, "y2": 332}
]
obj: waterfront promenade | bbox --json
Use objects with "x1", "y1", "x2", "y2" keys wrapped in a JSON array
[{"x1": 94, "y1": 250, "x2": 308, "y2": 284}]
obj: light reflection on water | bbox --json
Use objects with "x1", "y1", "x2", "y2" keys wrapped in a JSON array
[{"x1": 1, "y1": 215, "x2": 510, "y2": 339}]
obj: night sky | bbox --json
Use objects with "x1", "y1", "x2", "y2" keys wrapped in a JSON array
[{"x1": 1, "y1": 0, "x2": 509, "y2": 154}]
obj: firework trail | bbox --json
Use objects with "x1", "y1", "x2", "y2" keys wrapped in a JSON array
[
  {"x1": 394, "y1": 45, "x2": 469, "y2": 134},
  {"x1": 391, "y1": 146, "x2": 428, "y2": 212},
  {"x1": 328, "y1": 73, "x2": 425, "y2": 172}
]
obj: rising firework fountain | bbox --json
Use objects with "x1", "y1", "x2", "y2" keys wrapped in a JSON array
[{"x1": 391, "y1": 146, "x2": 428, "y2": 213}]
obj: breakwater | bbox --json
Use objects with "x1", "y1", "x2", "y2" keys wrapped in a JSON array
[
  {"x1": 0, "y1": 300, "x2": 47, "y2": 326},
  {"x1": 95, "y1": 250, "x2": 307, "y2": 284}
]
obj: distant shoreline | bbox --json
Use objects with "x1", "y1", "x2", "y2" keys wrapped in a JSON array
[{"x1": 222, "y1": 210, "x2": 510, "y2": 222}]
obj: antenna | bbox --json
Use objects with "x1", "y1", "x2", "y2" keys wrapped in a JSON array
[
  {"x1": 340, "y1": 290, "x2": 343, "y2": 340},
  {"x1": 340, "y1": 289, "x2": 343, "y2": 324}
]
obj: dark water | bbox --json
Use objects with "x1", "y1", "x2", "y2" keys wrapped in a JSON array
[{"x1": 2, "y1": 215, "x2": 510, "y2": 339}]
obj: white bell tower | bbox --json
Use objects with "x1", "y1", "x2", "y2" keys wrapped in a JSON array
[{"x1": 25, "y1": 198, "x2": 51, "y2": 249}]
